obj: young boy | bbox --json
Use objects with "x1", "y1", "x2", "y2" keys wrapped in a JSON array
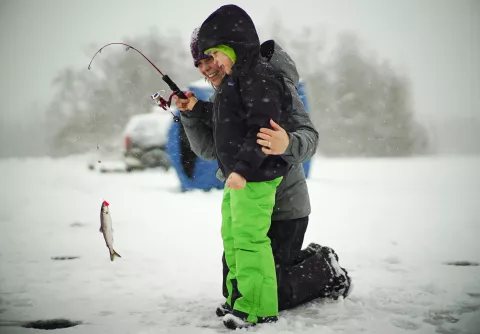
[{"x1": 197, "y1": 4, "x2": 293, "y2": 329}]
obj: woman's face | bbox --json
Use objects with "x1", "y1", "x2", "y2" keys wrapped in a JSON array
[
  {"x1": 208, "y1": 50, "x2": 233, "y2": 75},
  {"x1": 197, "y1": 57, "x2": 225, "y2": 88}
]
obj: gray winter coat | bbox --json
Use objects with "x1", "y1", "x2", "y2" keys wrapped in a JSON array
[{"x1": 180, "y1": 40, "x2": 319, "y2": 221}]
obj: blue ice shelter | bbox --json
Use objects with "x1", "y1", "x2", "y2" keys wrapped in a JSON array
[{"x1": 166, "y1": 79, "x2": 312, "y2": 192}]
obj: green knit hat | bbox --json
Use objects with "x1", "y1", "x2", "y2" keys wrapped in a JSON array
[{"x1": 204, "y1": 44, "x2": 237, "y2": 64}]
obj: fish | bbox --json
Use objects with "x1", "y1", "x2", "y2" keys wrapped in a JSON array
[{"x1": 99, "y1": 200, "x2": 121, "y2": 261}]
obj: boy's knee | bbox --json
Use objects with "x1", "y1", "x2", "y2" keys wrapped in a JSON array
[{"x1": 234, "y1": 237, "x2": 271, "y2": 251}]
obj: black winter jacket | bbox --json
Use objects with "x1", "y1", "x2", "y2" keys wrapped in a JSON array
[{"x1": 197, "y1": 4, "x2": 292, "y2": 182}]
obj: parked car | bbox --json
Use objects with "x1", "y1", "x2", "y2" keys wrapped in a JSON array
[{"x1": 123, "y1": 111, "x2": 172, "y2": 172}]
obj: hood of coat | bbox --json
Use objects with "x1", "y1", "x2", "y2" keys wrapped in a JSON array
[{"x1": 197, "y1": 5, "x2": 260, "y2": 76}]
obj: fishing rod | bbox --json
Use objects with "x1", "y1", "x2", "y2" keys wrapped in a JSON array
[{"x1": 88, "y1": 42, "x2": 185, "y2": 122}]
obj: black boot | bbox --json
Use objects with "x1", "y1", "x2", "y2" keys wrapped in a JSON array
[
  {"x1": 223, "y1": 314, "x2": 255, "y2": 330},
  {"x1": 223, "y1": 311, "x2": 278, "y2": 330},
  {"x1": 215, "y1": 302, "x2": 232, "y2": 317},
  {"x1": 277, "y1": 244, "x2": 353, "y2": 310},
  {"x1": 306, "y1": 242, "x2": 322, "y2": 254},
  {"x1": 319, "y1": 246, "x2": 353, "y2": 299}
]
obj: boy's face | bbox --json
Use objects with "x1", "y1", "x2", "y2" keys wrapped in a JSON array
[
  {"x1": 197, "y1": 57, "x2": 225, "y2": 88},
  {"x1": 208, "y1": 50, "x2": 233, "y2": 75}
]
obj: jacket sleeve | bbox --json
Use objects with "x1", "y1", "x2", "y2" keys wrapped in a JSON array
[
  {"x1": 179, "y1": 100, "x2": 216, "y2": 161},
  {"x1": 281, "y1": 85, "x2": 319, "y2": 164},
  {"x1": 233, "y1": 72, "x2": 284, "y2": 176}
]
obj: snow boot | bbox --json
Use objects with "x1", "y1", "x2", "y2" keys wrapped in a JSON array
[
  {"x1": 306, "y1": 242, "x2": 322, "y2": 254},
  {"x1": 223, "y1": 312, "x2": 278, "y2": 330},
  {"x1": 319, "y1": 246, "x2": 352, "y2": 299},
  {"x1": 215, "y1": 302, "x2": 233, "y2": 317},
  {"x1": 223, "y1": 314, "x2": 254, "y2": 330}
]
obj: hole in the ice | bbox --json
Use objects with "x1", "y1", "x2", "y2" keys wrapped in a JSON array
[
  {"x1": 70, "y1": 222, "x2": 87, "y2": 227},
  {"x1": 22, "y1": 319, "x2": 81, "y2": 330},
  {"x1": 51, "y1": 256, "x2": 80, "y2": 261},
  {"x1": 444, "y1": 261, "x2": 479, "y2": 267},
  {"x1": 467, "y1": 292, "x2": 480, "y2": 299}
]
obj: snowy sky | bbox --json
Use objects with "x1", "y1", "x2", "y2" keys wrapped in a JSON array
[{"x1": 0, "y1": 0, "x2": 479, "y2": 127}]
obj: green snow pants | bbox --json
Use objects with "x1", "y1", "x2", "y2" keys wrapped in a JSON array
[{"x1": 221, "y1": 177, "x2": 283, "y2": 323}]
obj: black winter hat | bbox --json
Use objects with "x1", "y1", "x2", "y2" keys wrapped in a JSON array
[{"x1": 190, "y1": 27, "x2": 211, "y2": 67}]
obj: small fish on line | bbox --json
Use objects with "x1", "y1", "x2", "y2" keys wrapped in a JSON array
[{"x1": 99, "y1": 200, "x2": 121, "y2": 261}]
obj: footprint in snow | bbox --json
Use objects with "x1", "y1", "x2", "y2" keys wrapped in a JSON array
[
  {"x1": 443, "y1": 261, "x2": 480, "y2": 267},
  {"x1": 390, "y1": 317, "x2": 421, "y2": 331}
]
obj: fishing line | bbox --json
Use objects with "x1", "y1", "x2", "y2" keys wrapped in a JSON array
[
  {"x1": 87, "y1": 42, "x2": 185, "y2": 157},
  {"x1": 87, "y1": 42, "x2": 188, "y2": 261},
  {"x1": 88, "y1": 42, "x2": 185, "y2": 121}
]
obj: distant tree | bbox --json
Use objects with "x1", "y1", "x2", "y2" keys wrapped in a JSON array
[
  {"x1": 0, "y1": 101, "x2": 48, "y2": 158},
  {"x1": 45, "y1": 68, "x2": 96, "y2": 155},
  {"x1": 266, "y1": 19, "x2": 430, "y2": 156},
  {"x1": 322, "y1": 33, "x2": 429, "y2": 156},
  {"x1": 46, "y1": 28, "x2": 197, "y2": 156},
  {"x1": 47, "y1": 23, "x2": 430, "y2": 157}
]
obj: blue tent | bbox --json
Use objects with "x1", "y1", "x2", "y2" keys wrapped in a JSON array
[{"x1": 166, "y1": 79, "x2": 312, "y2": 191}]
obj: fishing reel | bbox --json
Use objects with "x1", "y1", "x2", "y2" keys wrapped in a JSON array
[{"x1": 151, "y1": 90, "x2": 180, "y2": 122}]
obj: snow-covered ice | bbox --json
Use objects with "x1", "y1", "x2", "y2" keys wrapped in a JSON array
[{"x1": 1, "y1": 155, "x2": 479, "y2": 333}]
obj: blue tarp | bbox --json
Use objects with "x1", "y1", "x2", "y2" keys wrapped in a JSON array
[{"x1": 166, "y1": 79, "x2": 312, "y2": 191}]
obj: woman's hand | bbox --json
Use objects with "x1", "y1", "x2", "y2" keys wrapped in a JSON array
[
  {"x1": 226, "y1": 172, "x2": 246, "y2": 190},
  {"x1": 257, "y1": 119, "x2": 290, "y2": 155},
  {"x1": 173, "y1": 91, "x2": 198, "y2": 111}
]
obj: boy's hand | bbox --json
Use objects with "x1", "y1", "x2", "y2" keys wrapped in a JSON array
[
  {"x1": 226, "y1": 172, "x2": 246, "y2": 190},
  {"x1": 173, "y1": 91, "x2": 198, "y2": 111},
  {"x1": 257, "y1": 119, "x2": 290, "y2": 155}
]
